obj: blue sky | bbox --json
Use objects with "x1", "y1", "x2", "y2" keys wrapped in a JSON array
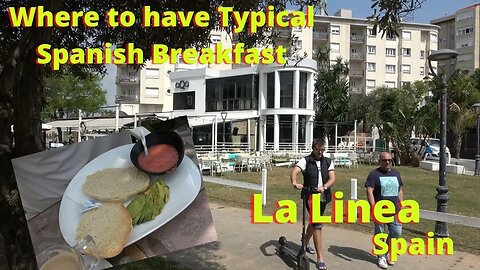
[{"x1": 325, "y1": 0, "x2": 479, "y2": 23}]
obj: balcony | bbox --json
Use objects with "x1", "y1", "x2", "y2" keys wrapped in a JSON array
[
  {"x1": 349, "y1": 70, "x2": 365, "y2": 78},
  {"x1": 273, "y1": 28, "x2": 292, "y2": 39},
  {"x1": 313, "y1": 31, "x2": 329, "y2": 40},
  {"x1": 350, "y1": 87, "x2": 365, "y2": 94},
  {"x1": 350, "y1": 35, "x2": 364, "y2": 43},
  {"x1": 115, "y1": 94, "x2": 140, "y2": 103},
  {"x1": 116, "y1": 76, "x2": 139, "y2": 85},
  {"x1": 349, "y1": 54, "x2": 363, "y2": 61}
]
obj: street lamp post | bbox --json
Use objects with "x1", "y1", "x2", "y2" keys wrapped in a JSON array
[
  {"x1": 427, "y1": 49, "x2": 459, "y2": 238},
  {"x1": 472, "y1": 103, "x2": 480, "y2": 176},
  {"x1": 221, "y1": 111, "x2": 227, "y2": 150}
]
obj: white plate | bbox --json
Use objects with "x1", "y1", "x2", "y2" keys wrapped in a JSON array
[{"x1": 59, "y1": 144, "x2": 201, "y2": 247}]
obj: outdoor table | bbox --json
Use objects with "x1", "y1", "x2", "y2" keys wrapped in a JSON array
[{"x1": 13, "y1": 116, "x2": 217, "y2": 267}]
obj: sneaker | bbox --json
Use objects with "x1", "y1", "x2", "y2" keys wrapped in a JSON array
[
  {"x1": 306, "y1": 245, "x2": 315, "y2": 254},
  {"x1": 377, "y1": 256, "x2": 388, "y2": 269}
]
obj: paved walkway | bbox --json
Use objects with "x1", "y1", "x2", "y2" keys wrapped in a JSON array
[{"x1": 164, "y1": 202, "x2": 480, "y2": 270}]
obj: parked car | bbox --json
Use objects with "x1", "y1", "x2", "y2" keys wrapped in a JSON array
[{"x1": 410, "y1": 137, "x2": 450, "y2": 158}]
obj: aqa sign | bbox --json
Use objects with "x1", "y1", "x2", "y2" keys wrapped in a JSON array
[{"x1": 175, "y1": 80, "x2": 189, "y2": 90}]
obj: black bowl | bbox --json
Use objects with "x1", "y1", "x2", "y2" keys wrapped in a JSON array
[{"x1": 130, "y1": 129, "x2": 185, "y2": 175}]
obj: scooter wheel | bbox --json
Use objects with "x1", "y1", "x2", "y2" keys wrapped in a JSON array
[
  {"x1": 297, "y1": 255, "x2": 310, "y2": 270},
  {"x1": 278, "y1": 236, "x2": 287, "y2": 246}
]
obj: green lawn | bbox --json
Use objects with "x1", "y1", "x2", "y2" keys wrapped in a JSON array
[{"x1": 205, "y1": 164, "x2": 480, "y2": 255}]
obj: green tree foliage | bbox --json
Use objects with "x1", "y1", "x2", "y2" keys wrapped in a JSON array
[
  {"x1": 369, "y1": 0, "x2": 427, "y2": 37},
  {"x1": 0, "y1": 1, "x2": 429, "y2": 268},
  {"x1": 348, "y1": 93, "x2": 371, "y2": 133},
  {"x1": 429, "y1": 71, "x2": 480, "y2": 158},
  {"x1": 42, "y1": 71, "x2": 106, "y2": 120},
  {"x1": 313, "y1": 47, "x2": 350, "y2": 142},
  {"x1": 367, "y1": 81, "x2": 433, "y2": 165}
]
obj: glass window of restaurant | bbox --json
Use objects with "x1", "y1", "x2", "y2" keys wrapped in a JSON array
[
  {"x1": 279, "y1": 71, "x2": 293, "y2": 108},
  {"x1": 205, "y1": 75, "x2": 258, "y2": 112},
  {"x1": 279, "y1": 115, "x2": 293, "y2": 144},
  {"x1": 299, "y1": 72, "x2": 307, "y2": 108},
  {"x1": 173, "y1": 91, "x2": 195, "y2": 110},
  {"x1": 267, "y1": 73, "x2": 275, "y2": 108},
  {"x1": 298, "y1": 115, "x2": 306, "y2": 144},
  {"x1": 265, "y1": 115, "x2": 274, "y2": 145}
]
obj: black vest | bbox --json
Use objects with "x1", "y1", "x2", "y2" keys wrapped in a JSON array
[{"x1": 302, "y1": 154, "x2": 332, "y2": 203}]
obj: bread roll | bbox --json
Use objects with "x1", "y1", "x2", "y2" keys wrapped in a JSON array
[
  {"x1": 82, "y1": 167, "x2": 149, "y2": 201},
  {"x1": 76, "y1": 202, "x2": 132, "y2": 258}
]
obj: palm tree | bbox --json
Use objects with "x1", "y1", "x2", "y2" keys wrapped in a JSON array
[{"x1": 313, "y1": 47, "x2": 350, "y2": 143}]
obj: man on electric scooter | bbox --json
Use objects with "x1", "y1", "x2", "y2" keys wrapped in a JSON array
[{"x1": 291, "y1": 139, "x2": 336, "y2": 270}]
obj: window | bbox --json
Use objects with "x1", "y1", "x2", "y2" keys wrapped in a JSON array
[
  {"x1": 173, "y1": 91, "x2": 195, "y2": 110},
  {"x1": 145, "y1": 87, "x2": 159, "y2": 98},
  {"x1": 330, "y1": 42, "x2": 340, "y2": 53},
  {"x1": 145, "y1": 68, "x2": 159, "y2": 79},
  {"x1": 366, "y1": 80, "x2": 375, "y2": 88},
  {"x1": 420, "y1": 66, "x2": 425, "y2": 75},
  {"x1": 293, "y1": 40, "x2": 302, "y2": 50},
  {"x1": 420, "y1": 50, "x2": 425, "y2": 59},
  {"x1": 205, "y1": 74, "x2": 258, "y2": 111},
  {"x1": 401, "y1": 81, "x2": 411, "y2": 87},
  {"x1": 402, "y1": 31, "x2": 411, "y2": 40},
  {"x1": 402, "y1": 65, "x2": 411, "y2": 74},
  {"x1": 457, "y1": 40, "x2": 473, "y2": 48},
  {"x1": 430, "y1": 33, "x2": 438, "y2": 43},
  {"x1": 293, "y1": 26, "x2": 303, "y2": 32},
  {"x1": 386, "y1": 64, "x2": 396, "y2": 73},
  {"x1": 457, "y1": 26, "x2": 474, "y2": 35},
  {"x1": 386, "y1": 48, "x2": 396, "y2": 56},
  {"x1": 350, "y1": 48, "x2": 359, "y2": 59},
  {"x1": 367, "y1": 62, "x2": 376, "y2": 71},
  {"x1": 267, "y1": 73, "x2": 274, "y2": 108},
  {"x1": 402, "y1": 48, "x2": 411, "y2": 56},
  {"x1": 331, "y1": 25, "x2": 340, "y2": 35},
  {"x1": 210, "y1": 34, "x2": 222, "y2": 43},
  {"x1": 367, "y1": 45, "x2": 376, "y2": 54},
  {"x1": 385, "y1": 81, "x2": 396, "y2": 88},
  {"x1": 279, "y1": 71, "x2": 294, "y2": 108},
  {"x1": 367, "y1": 28, "x2": 377, "y2": 37},
  {"x1": 299, "y1": 72, "x2": 307, "y2": 108}
]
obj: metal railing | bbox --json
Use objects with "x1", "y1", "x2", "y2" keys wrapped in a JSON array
[{"x1": 116, "y1": 76, "x2": 139, "y2": 84}]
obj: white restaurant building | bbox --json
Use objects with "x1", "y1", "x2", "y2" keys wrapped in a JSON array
[{"x1": 114, "y1": 8, "x2": 440, "y2": 152}]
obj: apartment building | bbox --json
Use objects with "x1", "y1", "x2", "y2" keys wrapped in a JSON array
[
  {"x1": 115, "y1": 8, "x2": 439, "y2": 150},
  {"x1": 431, "y1": 4, "x2": 480, "y2": 75},
  {"x1": 309, "y1": 9, "x2": 439, "y2": 94},
  {"x1": 115, "y1": 31, "x2": 233, "y2": 115}
]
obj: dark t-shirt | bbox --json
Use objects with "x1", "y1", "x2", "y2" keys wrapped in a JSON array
[{"x1": 364, "y1": 168, "x2": 403, "y2": 213}]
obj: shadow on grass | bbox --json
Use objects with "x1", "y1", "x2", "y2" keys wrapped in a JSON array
[
  {"x1": 327, "y1": 245, "x2": 377, "y2": 264},
  {"x1": 114, "y1": 242, "x2": 225, "y2": 270}
]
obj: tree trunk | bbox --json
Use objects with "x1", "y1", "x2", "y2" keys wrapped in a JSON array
[
  {"x1": 0, "y1": 1, "x2": 58, "y2": 268},
  {"x1": 453, "y1": 134, "x2": 463, "y2": 159}
]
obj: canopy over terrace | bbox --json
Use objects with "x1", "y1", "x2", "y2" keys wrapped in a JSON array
[
  {"x1": 46, "y1": 115, "x2": 258, "y2": 150},
  {"x1": 47, "y1": 117, "x2": 136, "y2": 131}
]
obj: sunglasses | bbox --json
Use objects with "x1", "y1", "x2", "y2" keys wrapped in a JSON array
[{"x1": 381, "y1": 159, "x2": 393, "y2": 162}]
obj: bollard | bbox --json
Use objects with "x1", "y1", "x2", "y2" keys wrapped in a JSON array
[
  {"x1": 350, "y1": 178, "x2": 357, "y2": 200},
  {"x1": 262, "y1": 168, "x2": 267, "y2": 206}
]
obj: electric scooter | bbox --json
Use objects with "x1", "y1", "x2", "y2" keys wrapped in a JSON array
[{"x1": 278, "y1": 186, "x2": 317, "y2": 270}]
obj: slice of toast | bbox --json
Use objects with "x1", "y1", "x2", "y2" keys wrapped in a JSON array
[
  {"x1": 82, "y1": 167, "x2": 149, "y2": 202},
  {"x1": 76, "y1": 202, "x2": 132, "y2": 258}
]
